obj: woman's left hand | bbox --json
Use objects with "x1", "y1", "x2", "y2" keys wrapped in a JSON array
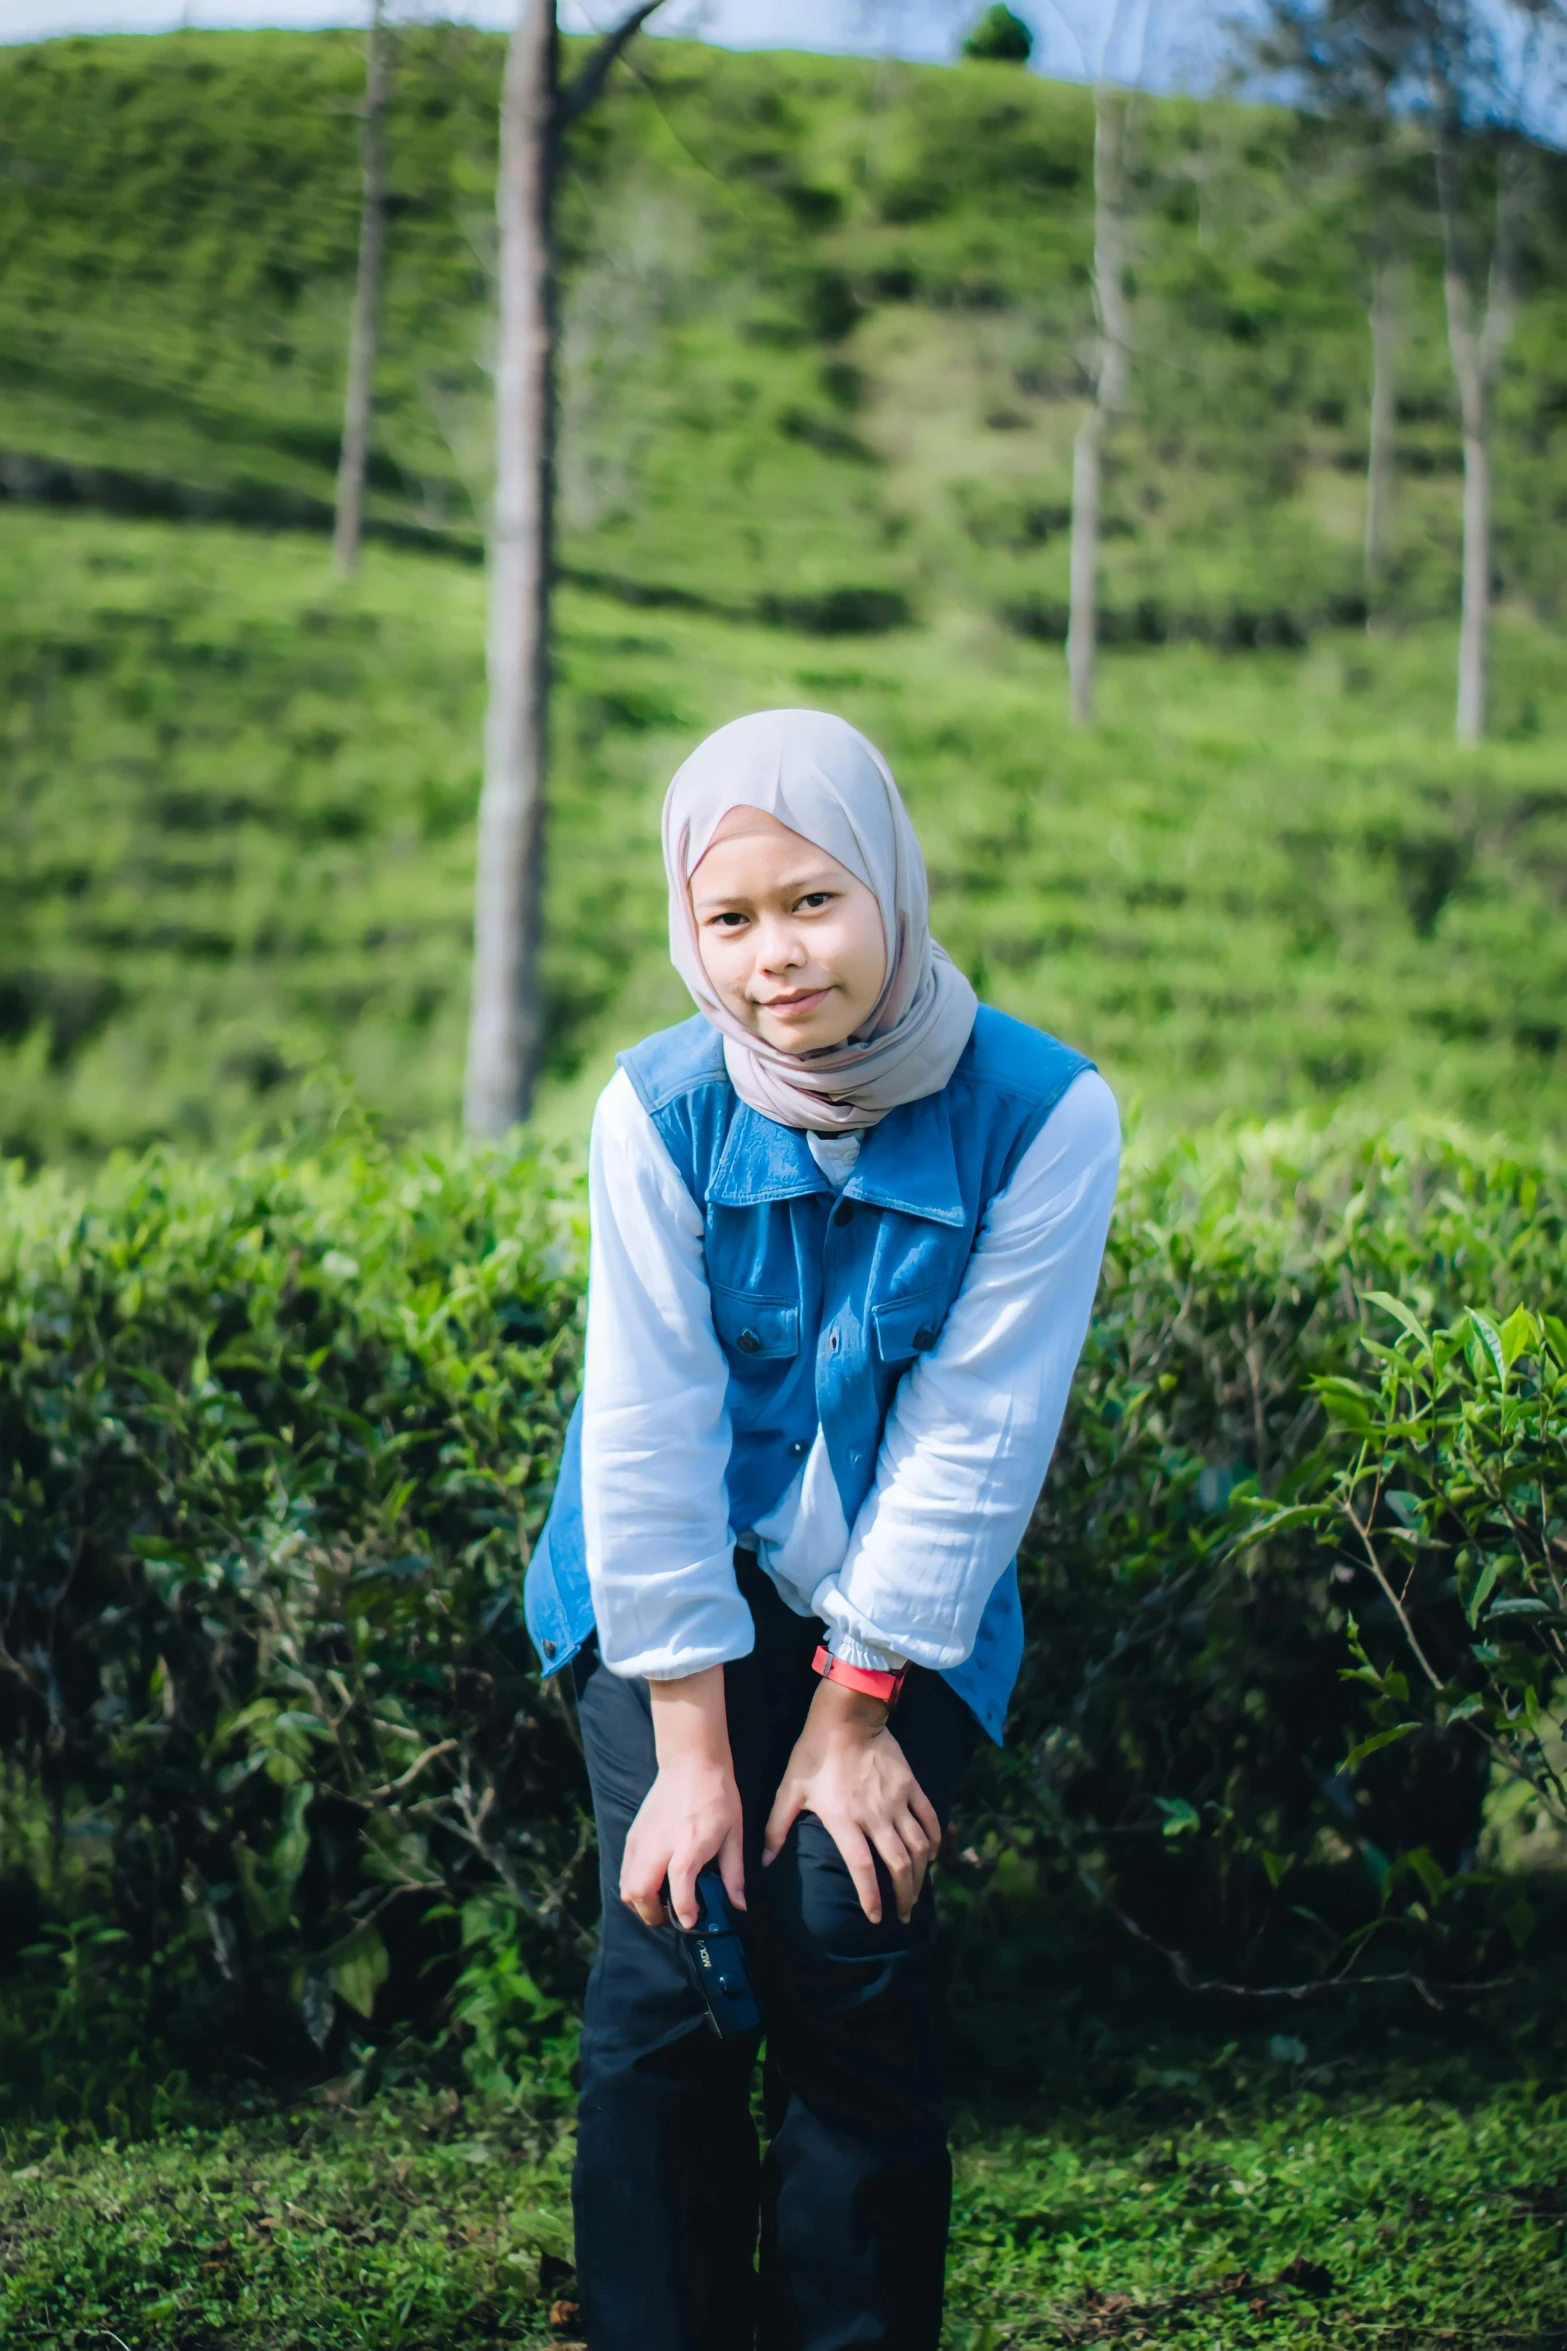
[{"x1": 761, "y1": 1678, "x2": 943, "y2": 1926}]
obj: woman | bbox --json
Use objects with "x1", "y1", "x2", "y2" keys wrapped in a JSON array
[{"x1": 526, "y1": 708, "x2": 1119, "y2": 2351}]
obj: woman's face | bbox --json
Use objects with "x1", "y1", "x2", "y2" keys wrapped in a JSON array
[{"x1": 690, "y1": 806, "x2": 887, "y2": 1054}]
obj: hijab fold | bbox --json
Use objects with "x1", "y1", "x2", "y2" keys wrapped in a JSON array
[{"x1": 662, "y1": 709, "x2": 977, "y2": 1132}]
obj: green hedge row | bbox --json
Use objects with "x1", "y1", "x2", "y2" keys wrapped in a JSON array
[
  {"x1": 997, "y1": 1119, "x2": 1565, "y2": 2024},
  {"x1": 1, "y1": 1113, "x2": 1562, "y2": 2115}
]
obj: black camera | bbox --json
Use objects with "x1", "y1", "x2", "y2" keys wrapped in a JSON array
[{"x1": 669, "y1": 1862, "x2": 761, "y2": 2040}]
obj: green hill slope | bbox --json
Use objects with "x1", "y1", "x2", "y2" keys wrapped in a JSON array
[
  {"x1": 6, "y1": 29, "x2": 1566, "y2": 629},
  {"x1": 4, "y1": 501, "x2": 1564, "y2": 1162},
  {"x1": 1, "y1": 32, "x2": 1565, "y2": 1160}
]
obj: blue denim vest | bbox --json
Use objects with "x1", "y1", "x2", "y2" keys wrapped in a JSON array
[{"x1": 524, "y1": 1005, "x2": 1091, "y2": 1742}]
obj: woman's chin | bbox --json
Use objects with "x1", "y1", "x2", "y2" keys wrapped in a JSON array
[{"x1": 756, "y1": 1013, "x2": 857, "y2": 1056}]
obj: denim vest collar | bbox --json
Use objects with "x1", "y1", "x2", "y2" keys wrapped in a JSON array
[
  {"x1": 707, "y1": 1104, "x2": 827, "y2": 1208},
  {"x1": 707, "y1": 1091, "x2": 967, "y2": 1228}
]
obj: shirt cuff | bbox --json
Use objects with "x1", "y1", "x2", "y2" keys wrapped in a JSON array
[
  {"x1": 640, "y1": 1637, "x2": 754, "y2": 1683},
  {"x1": 827, "y1": 1625, "x2": 908, "y2": 1676},
  {"x1": 594, "y1": 1548, "x2": 757, "y2": 1682}
]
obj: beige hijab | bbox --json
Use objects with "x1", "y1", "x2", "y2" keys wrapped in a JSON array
[{"x1": 662, "y1": 709, "x2": 977, "y2": 1133}]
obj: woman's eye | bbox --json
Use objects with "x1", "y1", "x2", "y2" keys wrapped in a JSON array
[
  {"x1": 712, "y1": 911, "x2": 749, "y2": 929},
  {"x1": 795, "y1": 892, "x2": 832, "y2": 911}
]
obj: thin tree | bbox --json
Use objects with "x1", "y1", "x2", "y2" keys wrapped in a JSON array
[
  {"x1": 1434, "y1": 129, "x2": 1525, "y2": 740},
  {"x1": 1067, "y1": 79, "x2": 1131, "y2": 726},
  {"x1": 334, "y1": 0, "x2": 394, "y2": 581},
  {"x1": 1040, "y1": 0, "x2": 1152, "y2": 729},
  {"x1": 464, "y1": 0, "x2": 666, "y2": 1140},
  {"x1": 1421, "y1": 1, "x2": 1540, "y2": 742},
  {"x1": 1363, "y1": 232, "x2": 1403, "y2": 590},
  {"x1": 1410, "y1": 0, "x2": 1567, "y2": 739},
  {"x1": 1248, "y1": 0, "x2": 1565, "y2": 724},
  {"x1": 1239, "y1": 1, "x2": 1420, "y2": 615}
]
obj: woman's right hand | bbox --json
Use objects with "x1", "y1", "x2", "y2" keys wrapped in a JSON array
[{"x1": 619, "y1": 1664, "x2": 746, "y2": 1930}]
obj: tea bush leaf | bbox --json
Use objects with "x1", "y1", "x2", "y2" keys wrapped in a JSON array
[{"x1": 1341, "y1": 1722, "x2": 1421, "y2": 1772}]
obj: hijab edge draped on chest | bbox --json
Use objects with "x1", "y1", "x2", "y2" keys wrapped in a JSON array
[{"x1": 661, "y1": 708, "x2": 978, "y2": 1134}]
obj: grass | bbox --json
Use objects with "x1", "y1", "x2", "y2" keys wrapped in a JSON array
[
  {"x1": 1, "y1": 2064, "x2": 1563, "y2": 2347},
  {"x1": 946, "y1": 2072, "x2": 1567, "y2": 2348},
  {"x1": 3, "y1": 500, "x2": 1566, "y2": 1161}
]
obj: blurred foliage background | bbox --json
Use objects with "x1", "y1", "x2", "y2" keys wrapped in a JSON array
[{"x1": 2, "y1": 31, "x2": 1565, "y2": 1161}]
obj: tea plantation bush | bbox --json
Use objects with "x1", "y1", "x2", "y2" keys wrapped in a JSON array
[
  {"x1": 982, "y1": 1122, "x2": 1566, "y2": 2031},
  {"x1": 0, "y1": 1130, "x2": 591, "y2": 2118},
  {"x1": 0, "y1": 1113, "x2": 1561, "y2": 2118}
]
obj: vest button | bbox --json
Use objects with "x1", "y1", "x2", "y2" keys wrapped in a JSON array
[
  {"x1": 790, "y1": 1440, "x2": 809, "y2": 1456},
  {"x1": 913, "y1": 1325, "x2": 936, "y2": 1350},
  {"x1": 541, "y1": 1638, "x2": 557, "y2": 1658},
  {"x1": 832, "y1": 1197, "x2": 854, "y2": 1226},
  {"x1": 737, "y1": 1328, "x2": 762, "y2": 1355}
]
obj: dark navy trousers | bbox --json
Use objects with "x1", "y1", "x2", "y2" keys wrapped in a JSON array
[{"x1": 571, "y1": 1551, "x2": 979, "y2": 2351}]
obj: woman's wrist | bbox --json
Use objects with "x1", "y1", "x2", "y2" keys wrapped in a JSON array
[
  {"x1": 648, "y1": 1662, "x2": 734, "y2": 1770},
  {"x1": 623, "y1": 1665, "x2": 746, "y2": 1928},
  {"x1": 808, "y1": 1674, "x2": 890, "y2": 1741}
]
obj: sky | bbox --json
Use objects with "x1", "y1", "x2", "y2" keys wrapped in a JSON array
[{"x1": 0, "y1": 0, "x2": 1237, "y2": 93}]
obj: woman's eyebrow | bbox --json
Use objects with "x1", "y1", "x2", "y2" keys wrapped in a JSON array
[{"x1": 691, "y1": 864, "x2": 843, "y2": 912}]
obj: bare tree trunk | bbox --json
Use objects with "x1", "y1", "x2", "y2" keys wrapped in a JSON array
[
  {"x1": 464, "y1": 0, "x2": 556, "y2": 1137},
  {"x1": 333, "y1": 0, "x2": 392, "y2": 582},
  {"x1": 1067, "y1": 84, "x2": 1129, "y2": 729},
  {"x1": 1455, "y1": 384, "x2": 1490, "y2": 741},
  {"x1": 462, "y1": 0, "x2": 664, "y2": 1135},
  {"x1": 1067, "y1": 405, "x2": 1102, "y2": 728},
  {"x1": 1363, "y1": 243, "x2": 1400, "y2": 604},
  {"x1": 1433, "y1": 127, "x2": 1521, "y2": 748}
]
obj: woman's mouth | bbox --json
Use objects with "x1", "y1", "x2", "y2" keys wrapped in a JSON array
[{"x1": 756, "y1": 986, "x2": 832, "y2": 1019}]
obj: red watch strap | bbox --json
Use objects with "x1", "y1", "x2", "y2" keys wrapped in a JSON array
[{"x1": 812, "y1": 1644, "x2": 906, "y2": 1707}]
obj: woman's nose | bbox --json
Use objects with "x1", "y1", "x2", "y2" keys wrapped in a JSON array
[{"x1": 755, "y1": 920, "x2": 806, "y2": 971}]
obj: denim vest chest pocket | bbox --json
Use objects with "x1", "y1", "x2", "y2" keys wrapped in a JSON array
[
  {"x1": 710, "y1": 1284, "x2": 800, "y2": 1362},
  {"x1": 871, "y1": 1289, "x2": 944, "y2": 1365}
]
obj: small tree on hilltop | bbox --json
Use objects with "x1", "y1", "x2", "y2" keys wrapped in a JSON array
[{"x1": 964, "y1": 5, "x2": 1035, "y2": 61}]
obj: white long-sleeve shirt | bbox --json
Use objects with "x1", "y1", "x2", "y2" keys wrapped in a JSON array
[{"x1": 581, "y1": 1064, "x2": 1120, "y2": 1682}]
